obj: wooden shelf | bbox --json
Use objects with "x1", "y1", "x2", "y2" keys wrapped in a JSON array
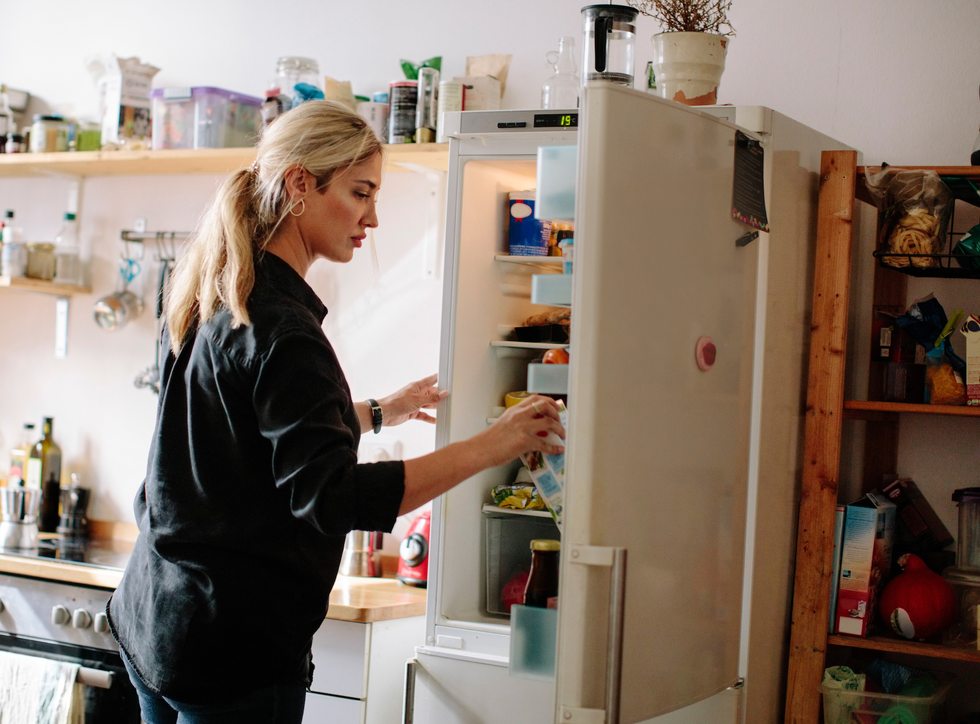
[
  {"x1": 0, "y1": 144, "x2": 448, "y2": 178},
  {"x1": 844, "y1": 400, "x2": 980, "y2": 418},
  {"x1": 0, "y1": 276, "x2": 91, "y2": 295},
  {"x1": 828, "y1": 634, "x2": 980, "y2": 664}
]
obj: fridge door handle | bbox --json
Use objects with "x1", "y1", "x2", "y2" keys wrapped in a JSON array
[
  {"x1": 562, "y1": 545, "x2": 628, "y2": 724},
  {"x1": 403, "y1": 657, "x2": 417, "y2": 724}
]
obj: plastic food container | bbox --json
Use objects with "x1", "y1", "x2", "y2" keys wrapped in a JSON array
[
  {"x1": 942, "y1": 566, "x2": 980, "y2": 648},
  {"x1": 149, "y1": 87, "x2": 262, "y2": 150},
  {"x1": 953, "y1": 487, "x2": 980, "y2": 570},
  {"x1": 819, "y1": 672, "x2": 954, "y2": 724}
]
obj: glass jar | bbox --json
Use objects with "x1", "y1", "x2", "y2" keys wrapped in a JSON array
[
  {"x1": 26, "y1": 243, "x2": 56, "y2": 280},
  {"x1": 953, "y1": 487, "x2": 980, "y2": 570},
  {"x1": 29, "y1": 115, "x2": 69, "y2": 153},
  {"x1": 274, "y1": 57, "x2": 322, "y2": 105}
]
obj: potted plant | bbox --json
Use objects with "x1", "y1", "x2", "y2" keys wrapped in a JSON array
[{"x1": 627, "y1": 0, "x2": 735, "y2": 106}]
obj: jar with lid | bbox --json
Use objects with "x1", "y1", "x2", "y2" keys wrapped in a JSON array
[
  {"x1": 30, "y1": 115, "x2": 69, "y2": 153},
  {"x1": 27, "y1": 243, "x2": 56, "y2": 281},
  {"x1": 523, "y1": 539, "x2": 561, "y2": 608},
  {"x1": 274, "y1": 57, "x2": 322, "y2": 107}
]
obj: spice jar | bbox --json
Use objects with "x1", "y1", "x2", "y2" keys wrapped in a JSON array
[
  {"x1": 27, "y1": 243, "x2": 56, "y2": 280},
  {"x1": 29, "y1": 115, "x2": 69, "y2": 153},
  {"x1": 523, "y1": 539, "x2": 560, "y2": 608}
]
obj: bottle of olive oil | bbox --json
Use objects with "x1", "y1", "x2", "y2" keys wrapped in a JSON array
[{"x1": 26, "y1": 417, "x2": 62, "y2": 532}]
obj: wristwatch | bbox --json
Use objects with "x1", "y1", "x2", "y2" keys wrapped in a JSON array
[{"x1": 366, "y1": 399, "x2": 383, "y2": 434}]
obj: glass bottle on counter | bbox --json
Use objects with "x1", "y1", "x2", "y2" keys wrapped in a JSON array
[
  {"x1": 523, "y1": 539, "x2": 561, "y2": 608},
  {"x1": 541, "y1": 37, "x2": 580, "y2": 110},
  {"x1": 26, "y1": 417, "x2": 62, "y2": 533},
  {"x1": 8, "y1": 422, "x2": 36, "y2": 484},
  {"x1": 53, "y1": 212, "x2": 82, "y2": 285}
]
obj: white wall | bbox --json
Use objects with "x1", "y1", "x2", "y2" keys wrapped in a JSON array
[{"x1": 1, "y1": 0, "x2": 979, "y2": 537}]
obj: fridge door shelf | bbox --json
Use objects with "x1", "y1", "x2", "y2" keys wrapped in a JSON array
[
  {"x1": 527, "y1": 363, "x2": 569, "y2": 395},
  {"x1": 491, "y1": 340, "x2": 568, "y2": 358},
  {"x1": 509, "y1": 604, "x2": 557, "y2": 681},
  {"x1": 494, "y1": 254, "x2": 562, "y2": 268},
  {"x1": 530, "y1": 274, "x2": 572, "y2": 307}
]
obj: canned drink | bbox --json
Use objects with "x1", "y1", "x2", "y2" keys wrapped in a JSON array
[{"x1": 388, "y1": 81, "x2": 418, "y2": 144}]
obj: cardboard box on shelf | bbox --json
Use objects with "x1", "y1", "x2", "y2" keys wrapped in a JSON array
[
  {"x1": 835, "y1": 491, "x2": 896, "y2": 637},
  {"x1": 452, "y1": 76, "x2": 501, "y2": 111},
  {"x1": 91, "y1": 55, "x2": 160, "y2": 147},
  {"x1": 880, "y1": 477, "x2": 954, "y2": 553},
  {"x1": 960, "y1": 314, "x2": 980, "y2": 406}
]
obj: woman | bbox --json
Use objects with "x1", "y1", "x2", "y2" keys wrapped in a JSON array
[{"x1": 106, "y1": 100, "x2": 564, "y2": 723}]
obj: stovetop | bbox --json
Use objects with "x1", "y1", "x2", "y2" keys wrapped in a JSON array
[{"x1": 0, "y1": 534, "x2": 132, "y2": 571}]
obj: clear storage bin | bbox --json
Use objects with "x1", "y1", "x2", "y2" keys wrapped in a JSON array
[
  {"x1": 819, "y1": 672, "x2": 954, "y2": 724},
  {"x1": 150, "y1": 87, "x2": 263, "y2": 150},
  {"x1": 483, "y1": 507, "x2": 559, "y2": 616}
]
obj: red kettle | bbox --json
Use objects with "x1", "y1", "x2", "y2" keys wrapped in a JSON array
[{"x1": 397, "y1": 511, "x2": 430, "y2": 587}]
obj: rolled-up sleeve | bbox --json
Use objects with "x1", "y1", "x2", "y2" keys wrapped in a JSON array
[{"x1": 252, "y1": 328, "x2": 405, "y2": 536}]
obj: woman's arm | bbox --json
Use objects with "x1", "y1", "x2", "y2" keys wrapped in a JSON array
[{"x1": 398, "y1": 395, "x2": 564, "y2": 515}]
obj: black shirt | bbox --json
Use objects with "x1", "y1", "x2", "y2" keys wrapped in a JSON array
[{"x1": 107, "y1": 253, "x2": 405, "y2": 702}]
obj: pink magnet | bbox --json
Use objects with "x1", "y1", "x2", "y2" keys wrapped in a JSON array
[{"x1": 696, "y1": 336, "x2": 716, "y2": 371}]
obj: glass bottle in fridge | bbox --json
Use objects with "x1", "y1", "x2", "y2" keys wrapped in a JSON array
[
  {"x1": 53, "y1": 212, "x2": 82, "y2": 285},
  {"x1": 523, "y1": 539, "x2": 560, "y2": 608},
  {"x1": 26, "y1": 417, "x2": 63, "y2": 533}
]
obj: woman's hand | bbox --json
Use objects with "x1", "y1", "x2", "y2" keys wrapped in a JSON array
[
  {"x1": 377, "y1": 374, "x2": 449, "y2": 427},
  {"x1": 477, "y1": 395, "x2": 565, "y2": 469}
]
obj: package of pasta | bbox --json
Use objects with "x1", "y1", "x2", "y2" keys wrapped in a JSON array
[
  {"x1": 864, "y1": 166, "x2": 953, "y2": 269},
  {"x1": 925, "y1": 347, "x2": 967, "y2": 405}
]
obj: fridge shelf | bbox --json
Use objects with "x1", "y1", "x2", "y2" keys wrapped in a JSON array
[
  {"x1": 491, "y1": 340, "x2": 568, "y2": 358},
  {"x1": 494, "y1": 254, "x2": 562, "y2": 268},
  {"x1": 482, "y1": 504, "x2": 553, "y2": 520}
]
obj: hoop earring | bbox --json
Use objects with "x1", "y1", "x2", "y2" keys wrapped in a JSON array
[{"x1": 290, "y1": 199, "x2": 306, "y2": 217}]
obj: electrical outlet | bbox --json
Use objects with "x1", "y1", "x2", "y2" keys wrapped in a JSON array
[
  {"x1": 134, "y1": 218, "x2": 147, "y2": 233},
  {"x1": 360, "y1": 439, "x2": 403, "y2": 463}
]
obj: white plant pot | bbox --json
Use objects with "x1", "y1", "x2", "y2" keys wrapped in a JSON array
[{"x1": 651, "y1": 32, "x2": 729, "y2": 106}]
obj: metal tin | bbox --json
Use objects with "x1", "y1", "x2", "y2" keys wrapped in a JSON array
[
  {"x1": 387, "y1": 81, "x2": 418, "y2": 144},
  {"x1": 29, "y1": 115, "x2": 69, "y2": 153}
]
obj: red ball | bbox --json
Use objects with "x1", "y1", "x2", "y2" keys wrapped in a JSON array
[{"x1": 879, "y1": 554, "x2": 957, "y2": 640}]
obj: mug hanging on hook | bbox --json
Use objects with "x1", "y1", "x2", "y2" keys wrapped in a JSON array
[{"x1": 93, "y1": 254, "x2": 145, "y2": 332}]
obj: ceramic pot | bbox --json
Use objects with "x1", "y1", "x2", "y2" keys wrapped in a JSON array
[{"x1": 650, "y1": 32, "x2": 729, "y2": 106}]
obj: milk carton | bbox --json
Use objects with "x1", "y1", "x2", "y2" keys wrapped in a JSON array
[
  {"x1": 835, "y1": 492, "x2": 896, "y2": 637},
  {"x1": 960, "y1": 314, "x2": 980, "y2": 406}
]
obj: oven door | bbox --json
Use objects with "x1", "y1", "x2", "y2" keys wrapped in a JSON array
[{"x1": 0, "y1": 573, "x2": 141, "y2": 723}]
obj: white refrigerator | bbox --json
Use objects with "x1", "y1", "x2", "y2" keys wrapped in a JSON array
[{"x1": 407, "y1": 85, "x2": 851, "y2": 724}]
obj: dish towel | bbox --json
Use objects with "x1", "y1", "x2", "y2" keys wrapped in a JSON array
[{"x1": 0, "y1": 650, "x2": 81, "y2": 724}]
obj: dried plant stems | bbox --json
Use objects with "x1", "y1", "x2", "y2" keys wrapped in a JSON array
[{"x1": 628, "y1": 0, "x2": 735, "y2": 36}]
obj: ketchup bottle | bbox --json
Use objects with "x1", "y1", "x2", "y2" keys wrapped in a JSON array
[{"x1": 523, "y1": 539, "x2": 561, "y2": 608}]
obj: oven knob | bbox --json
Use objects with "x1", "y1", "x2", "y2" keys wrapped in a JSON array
[
  {"x1": 93, "y1": 612, "x2": 110, "y2": 634},
  {"x1": 51, "y1": 605, "x2": 70, "y2": 625},
  {"x1": 72, "y1": 609, "x2": 92, "y2": 629}
]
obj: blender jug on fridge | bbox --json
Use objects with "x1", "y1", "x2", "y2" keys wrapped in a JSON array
[{"x1": 581, "y1": 4, "x2": 639, "y2": 87}]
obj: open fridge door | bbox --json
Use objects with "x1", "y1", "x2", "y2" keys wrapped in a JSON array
[{"x1": 555, "y1": 85, "x2": 759, "y2": 723}]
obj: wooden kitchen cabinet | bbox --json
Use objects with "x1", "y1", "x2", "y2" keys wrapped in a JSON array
[
  {"x1": 784, "y1": 151, "x2": 980, "y2": 724},
  {"x1": 306, "y1": 614, "x2": 424, "y2": 724}
]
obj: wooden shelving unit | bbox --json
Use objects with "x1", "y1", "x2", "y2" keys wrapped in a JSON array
[
  {"x1": 0, "y1": 275, "x2": 91, "y2": 296},
  {"x1": 784, "y1": 152, "x2": 980, "y2": 724},
  {"x1": 0, "y1": 143, "x2": 449, "y2": 178}
]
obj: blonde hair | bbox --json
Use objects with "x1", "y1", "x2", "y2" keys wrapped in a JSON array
[{"x1": 165, "y1": 100, "x2": 384, "y2": 352}]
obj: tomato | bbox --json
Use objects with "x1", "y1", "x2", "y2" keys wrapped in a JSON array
[
  {"x1": 542, "y1": 348, "x2": 570, "y2": 364},
  {"x1": 502, "y1": 570, "x2": 530, "y2": 612}
]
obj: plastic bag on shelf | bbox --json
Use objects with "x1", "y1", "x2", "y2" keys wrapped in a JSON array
[{"x1": 864, "y1": 166, "x2": 953, "y2": 269}]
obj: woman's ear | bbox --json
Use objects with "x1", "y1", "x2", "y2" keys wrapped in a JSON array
[{"x1": 283, "y1": 165, "x2": 313, "y2": 201}]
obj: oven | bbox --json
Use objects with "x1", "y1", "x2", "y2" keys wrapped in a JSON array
[{"x1": 0, "y1": 539, "x2": 141, "y2": 722}]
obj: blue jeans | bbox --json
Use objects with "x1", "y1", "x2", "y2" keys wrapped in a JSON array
[{"x1": 123, "y1": 655, "x2": 307, "y2": 724}]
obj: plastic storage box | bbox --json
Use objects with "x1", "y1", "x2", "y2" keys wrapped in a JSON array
[
  {"x1": 819, "y1": 672, "x2": 954, "y2": 724},
  {"x1": 150, "y1": 87, "x2": 262, "y2": 150},
  {"x1": 483, "y1": 507, "x2": 559, "y2": 616}
]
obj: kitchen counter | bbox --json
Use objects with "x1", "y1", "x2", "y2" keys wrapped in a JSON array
[{"x1": 0, "y1": 538, "x2": 426, "y2": 624}]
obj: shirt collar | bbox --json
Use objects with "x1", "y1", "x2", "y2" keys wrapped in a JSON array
[{"x1": 258, "y1": 252, "x2": 328, "y2": 324}]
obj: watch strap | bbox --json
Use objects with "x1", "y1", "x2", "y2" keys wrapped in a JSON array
[{"x1": 366, "y1": 398, "x2": 383, "y2": 434}]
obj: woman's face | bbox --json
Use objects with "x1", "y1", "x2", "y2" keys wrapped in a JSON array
[{"x1": 301, "y1": 152, "x2": 382, "y2": 264}]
